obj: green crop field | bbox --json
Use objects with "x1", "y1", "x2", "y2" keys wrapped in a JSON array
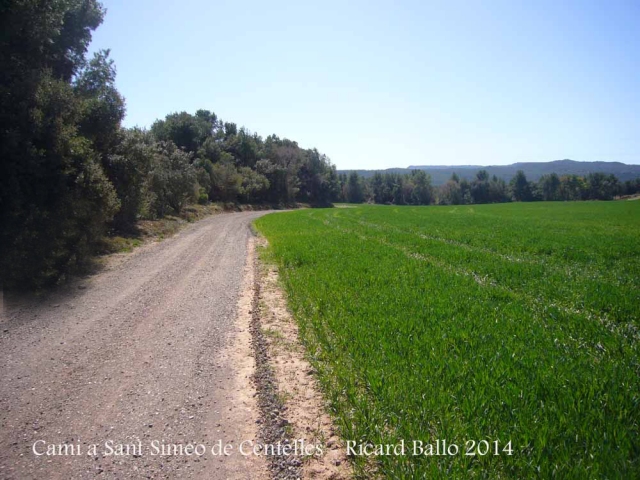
[{"x1": 254, "y1": 202, "x2": 640, "y2": 479}]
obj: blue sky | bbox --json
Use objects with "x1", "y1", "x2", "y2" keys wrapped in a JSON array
[{"x1": 89, "y1": 0, "x2": 639, "y2": 169}]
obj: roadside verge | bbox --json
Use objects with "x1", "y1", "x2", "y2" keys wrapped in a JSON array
[{"x1": 250, "y1": 234, "x2": 351, "y2": 479}]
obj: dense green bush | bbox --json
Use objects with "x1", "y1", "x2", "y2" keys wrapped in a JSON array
[
  {"x1": 0, "y1": 0, "x2": 118, "y2": 288},
  {"x1": 148, "y1": 142, "x2": 197, "y2": 217}
]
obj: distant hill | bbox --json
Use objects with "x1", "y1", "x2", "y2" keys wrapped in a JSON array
[{"x1": 339, "y1": 160, "x2": 640, "y2": 185}]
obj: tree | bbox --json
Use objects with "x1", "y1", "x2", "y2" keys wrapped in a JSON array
[
  {"x1": 346, "y1": 172, "x2": 365, "y2": 203},
  {"x1": 148, "y1": 142, "x2": 197, "y2": 216},
  {"x1": 233, "y1": 128, "x2": 261, "y2": 168},
  {"x1": 298, "y1": 149, "x2": 339, "y2": 206},
  {"x1": 460, "y1": 179, "x2": 472, "y2": 204},
  {"x1": 585, "y1": 173, "x2": 619, "y2": 200},
  {"x1": 198, "y1": 136, "x2": 224, "y2": 164},
  {"x1": 471, "y1": 170, "x2": 491, "y2": 203},
  {"x1": 260, "y1": 137, "x2": 301, "y2": 203},
  {"x1": 74, "y1": 49, "x2": 126, "y2": 156},
  {"x1": 410, "y1": 170, "x2": 434, "y2": 205},
  {"x1": 439, "y1": 180, "x2": 462, "y2": 205},
  {"x1": 488, "y1": 175, "x2": 509, "y2": 203},
  {"x1": 224, "y1": 122, "x2": 238, "y2": 138},
  {"x1": 558, "y1": 175, "x2": 584, "y2": 201},
  {"x1": 0, "y1": 0, "x2": 121, "y2": 288},
  {"x1": 370, "y1": 173, "x2": 386, "y2": 203},
  {"x1": 510, "y1": 170, "x2": 532, "y2": 202},
  {"x1": 151, "y1": 111, "x2": 212, "y2": 153},
  {"x1": 539, "y1": 173, "x2": 561, "y2": 201},
  {"x1": 106, "y1": 128, "x2": 156, "y2": 230},
  {"x1": 239, "y1": 167, "x2": 270, "y2": 203},
  {"x1": 622, "y1": 178, "x2": 640, "y2": 196}
]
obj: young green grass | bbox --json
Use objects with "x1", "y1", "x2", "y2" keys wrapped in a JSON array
[{"x1": 255, "y1": 201, "x2": 640, "y2": 479}]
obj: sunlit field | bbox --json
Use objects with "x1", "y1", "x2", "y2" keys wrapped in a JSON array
[{"x1": 255, "y1": 202, "x2": 640, "y2": 478}]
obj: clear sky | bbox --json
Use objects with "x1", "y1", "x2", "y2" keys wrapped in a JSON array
[{"x1": 88, "y1": 0, "x2": 639, "y2": 169}]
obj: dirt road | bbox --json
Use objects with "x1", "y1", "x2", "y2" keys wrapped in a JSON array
[{"x1": 0, "y1": 211, "x2": 272, "y2": 479}]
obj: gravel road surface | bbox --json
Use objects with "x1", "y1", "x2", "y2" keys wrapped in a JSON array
[{"x1": 0, "y1": 211, "x2": 272, "y2": 479}]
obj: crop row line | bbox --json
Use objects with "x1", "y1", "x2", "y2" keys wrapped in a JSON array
[
  {"x1": 354, "y1": 218, "x2": 633, "y2": 289},
  {"x1": 317, "y1": 215, "x2": 640, "y2": 346}
]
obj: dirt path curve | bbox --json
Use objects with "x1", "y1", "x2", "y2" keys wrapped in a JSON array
[{"x1": 0, "y1": 211, "x2": 273, "y2": 479}]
